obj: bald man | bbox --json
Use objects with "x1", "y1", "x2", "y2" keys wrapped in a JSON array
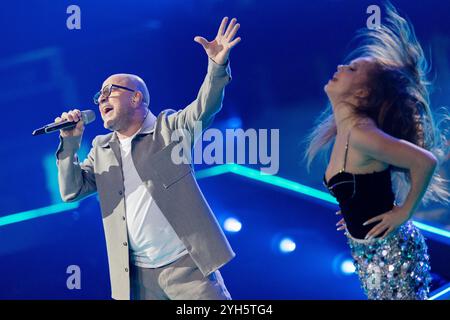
[{"x1": 55, "y1": 17, "x2": 241, "y2": 300}]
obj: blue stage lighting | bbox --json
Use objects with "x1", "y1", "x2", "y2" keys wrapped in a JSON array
[
  {"x1": 279, "y1": 237, "x2": 296, "y2": 253},
  {"x1": 223, "y1": 217, "x2": 242, "y2": 233},
  {"x1": 340, "y1": 259, "x2": 356, "y2": 275}
]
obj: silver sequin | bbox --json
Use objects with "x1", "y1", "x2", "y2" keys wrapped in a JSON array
[{"x1": 346, "y1": 221, "x2": 431, "y2": 300}]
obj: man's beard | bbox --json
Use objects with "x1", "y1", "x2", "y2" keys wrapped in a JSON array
[
  {"x1": 104, "y1": 109, "x2": 133, "y2": 132},
  {"x1": 104, "y1": 115, "x2": 124, "y2": 131}
]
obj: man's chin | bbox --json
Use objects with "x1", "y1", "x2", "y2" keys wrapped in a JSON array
[{"x1": 104, "y1": 119, "x2": 117, "y2": 131}]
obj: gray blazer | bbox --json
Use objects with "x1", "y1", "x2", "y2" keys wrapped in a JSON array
[{"x1": 56, "y1": 59, "x2": 235, "y2": 300}]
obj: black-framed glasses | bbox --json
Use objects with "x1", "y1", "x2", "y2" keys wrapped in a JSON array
[{"x1": 93, "y1": 84, "x2": 140, "y2": 105}]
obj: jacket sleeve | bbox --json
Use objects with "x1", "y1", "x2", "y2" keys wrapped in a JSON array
[
  {"x1": 56, "y1": 134, "x2": 97, "y2": 202},
  {"x1": 166, "y1": 58, "x2": 232, "y2": 141}
]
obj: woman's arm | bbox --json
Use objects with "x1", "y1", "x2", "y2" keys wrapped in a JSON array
[{"x1": 351, "y1": 122, "x2": 438, "y2": 239}]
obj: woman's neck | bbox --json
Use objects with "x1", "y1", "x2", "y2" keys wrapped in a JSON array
[{"x1": 331, "y1": 101, "x2": 358, "y2": 135}]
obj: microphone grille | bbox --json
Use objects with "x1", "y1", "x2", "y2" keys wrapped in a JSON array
[{"x1": 81, "y1": 110, "x2": 96, "y2": 124}]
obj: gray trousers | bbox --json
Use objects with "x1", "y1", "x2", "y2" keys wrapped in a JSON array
[{"x1": 130, "y1": 253, "x2": 232, "y2": 300}]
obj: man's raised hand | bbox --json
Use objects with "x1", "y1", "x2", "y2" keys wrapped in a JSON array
[{"x1": 194, "y1": 17, "x2": 241, "y2": 65}]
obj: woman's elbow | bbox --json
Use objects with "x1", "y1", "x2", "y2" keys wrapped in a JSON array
[{"x1": 422, "y1": 151, "x2": 438, "y2": 172}]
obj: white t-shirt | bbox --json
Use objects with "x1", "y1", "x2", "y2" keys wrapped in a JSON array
[{"x1": 119, "y1": 130, "x2": 187, "y2": 268}]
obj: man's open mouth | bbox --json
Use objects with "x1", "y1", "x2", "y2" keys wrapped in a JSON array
[{"x1": 103, "y1": 106, "x2": 114, "y2": 115}]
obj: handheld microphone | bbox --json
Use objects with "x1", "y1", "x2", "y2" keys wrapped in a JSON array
[{"x1": 32, "y1": 110, "x2": 96, "y2": 136}]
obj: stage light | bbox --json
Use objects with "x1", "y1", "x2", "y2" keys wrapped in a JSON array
[
  {"x1": 340, "y1": 259, "x2": 356, "y2": 275},
  {"x1": 429, "y1": 285, "x2": 450, "y2": 300},
  {"x1": 195, "y1": 163, "x2": 337, "y2": 204},
  {"x1": 0, "y1": 202, "x2": 80, "y2": 227},
  {"x1": 332, "y1": 253, "x2": 356, "y2": 276},
  {"x1": 226, "y1": 116, "x2": 242, "y2": 128},
  {"x1": 223, "y1": 217, "x2": 242, "y2": 233},
  {"x1": 279, "y1": 237, "x2": 296, "y2": 253}
]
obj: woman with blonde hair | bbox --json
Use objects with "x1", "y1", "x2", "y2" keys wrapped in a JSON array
[{"x1": 305, "y1": 3, "x2": 448, "y2": 300}]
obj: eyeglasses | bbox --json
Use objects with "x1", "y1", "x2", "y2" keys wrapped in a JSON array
[{"x1": 93, "y1": 84, "x2": 145, "y2": 105}]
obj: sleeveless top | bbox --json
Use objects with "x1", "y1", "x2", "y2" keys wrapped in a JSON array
[{"x1": 323, "y1": 131, "x2": 395, "y2": 239}]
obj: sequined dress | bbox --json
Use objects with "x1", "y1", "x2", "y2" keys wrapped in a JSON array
[{"x1": 323, "y1": 132, "x2": 431, "y2": 300}]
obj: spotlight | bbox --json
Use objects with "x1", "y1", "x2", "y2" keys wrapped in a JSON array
[
  {"x1": 226, "y1": 116, "x2": 242, "y2": 128},
  {"x1": 340, "y1": 259, "x2": 356, "y2": 275},
  {"x1": 279, "y1": 237, "x2": 296, "y2": 253},
  {"x1": 223, "y1": 217, "x2": 242, "y2": 233}
]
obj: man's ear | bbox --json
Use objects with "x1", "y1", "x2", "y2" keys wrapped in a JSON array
[{"x1": 132, "y1": 91, "x2": 142, "y2": 106}]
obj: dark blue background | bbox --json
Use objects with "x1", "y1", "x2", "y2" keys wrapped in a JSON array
[{"x1": 0, "y1": 0, "x2": 448, "y2": 299}]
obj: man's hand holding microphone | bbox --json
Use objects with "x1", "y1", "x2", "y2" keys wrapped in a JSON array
[
  {"x1": 32, "y1": 109, "x2": 95, "y2": 136},
  {"x1": 54, "y1": 109, "x2": 85, "y2": 138}
]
